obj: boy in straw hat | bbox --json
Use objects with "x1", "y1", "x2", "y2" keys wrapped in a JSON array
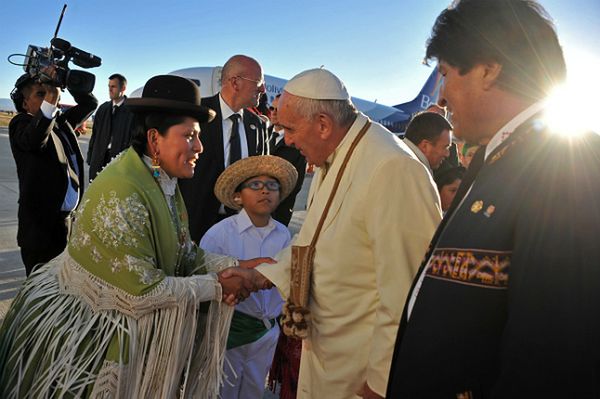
[{"x1": 200, "y1": 155, "x2": 298, "y2": 399}]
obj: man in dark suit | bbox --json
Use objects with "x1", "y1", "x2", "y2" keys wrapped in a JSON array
[
  {"x1": 386, "y1": 0, "x2": 600, "y2": 397},
  {"x1": 268, "y1": 94, "x2": 306, "y2": 226},
  {"x1": 179, "y1": 55, "x2": 268, "y2": 242},
  {"x1": 87, "y1": 73, "x2": 136, "y2": 181},
  {"x1": 9, "y1": 72, "x2": 97, "y2": 275}
]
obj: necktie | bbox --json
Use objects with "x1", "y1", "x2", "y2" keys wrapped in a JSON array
[
  {"x1": 229, "y1": 114, "x2": 241, "y2": 165},
  {"x1": 269, "y1": 130, "x2": 279, "y2": 151},
  {"x1": 112, "y1": 104, "x2": 117, "y2": 115},
  {"x1": 56, "y1": 129, "x2": 80, "y2": 193}
]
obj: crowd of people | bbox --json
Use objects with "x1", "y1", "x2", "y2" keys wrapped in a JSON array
[{"x1": 2, "y1": 0, "x2": 600, "y2": 398}]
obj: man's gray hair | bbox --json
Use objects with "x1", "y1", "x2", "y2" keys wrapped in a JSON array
[{"x1": 293, "y1": 96, "x2": 358, "y2": 127}]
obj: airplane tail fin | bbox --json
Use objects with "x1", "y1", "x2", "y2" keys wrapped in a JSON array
[{"x1": 393, "y1": 66, "x2": 442, "y2": 111}]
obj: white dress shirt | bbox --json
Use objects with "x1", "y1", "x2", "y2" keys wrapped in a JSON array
[
  {"x1": 200, "y1": 208, "x2": 290, "y2": 323},
  {"x1": 219, "y1": 94, "x2": 249, "y2": 168}
]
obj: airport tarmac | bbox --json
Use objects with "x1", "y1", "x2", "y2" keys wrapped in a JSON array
[{"x1": 0, "y1": 125, "x2": 309, "y2": 322}]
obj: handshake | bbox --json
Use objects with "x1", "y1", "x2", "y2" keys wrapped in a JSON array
[{"x1": 217, "y1": 257, "x2": 275, "y2": 306}]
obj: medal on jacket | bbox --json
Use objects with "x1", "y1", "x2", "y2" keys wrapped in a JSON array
[{"x1": 471, "y1": 200, "x2": 484, "y2": 213}]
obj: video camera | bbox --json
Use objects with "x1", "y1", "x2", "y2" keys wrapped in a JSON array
[{"x1": 10, "y1": 5, "x2": 101, "y2": 93}]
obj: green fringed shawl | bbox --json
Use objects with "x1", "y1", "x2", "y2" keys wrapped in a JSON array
[{"x1": 0, "y1": 148, "x2": 235, "y2": 398}]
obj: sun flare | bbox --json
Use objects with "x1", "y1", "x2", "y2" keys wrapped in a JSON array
[{"x1": 543, "y1": 49, "x2": 600, "y2": 136}]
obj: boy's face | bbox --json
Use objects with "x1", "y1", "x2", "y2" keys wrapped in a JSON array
[{"x1": 235, "y1": 174, "x2": 281, "y2": 218}]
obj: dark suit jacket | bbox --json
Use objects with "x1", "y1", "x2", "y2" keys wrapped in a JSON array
[
  {"x1": 179, "y1": 93, "x2": 268, "y2": 242},
  {"x1": 268, "y1": 127, "x2": 307, "y2": 226},
  {"x1": 87, "y1": 96, "x2": 136, "y2": 181},
  {"x1": 8, "y1": 91, "x2": 97, "y2": 251},
  {"x1": 386, "y1": 116, "x2": 600, "y2": 398}
]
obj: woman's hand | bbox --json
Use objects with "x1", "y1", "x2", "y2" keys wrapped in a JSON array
[
  {"x1": 217, "y1": 270, "x2": 251, "y2": 306},
  {"x1": 217, "y1": 267, "x2": 274, "y2": 306}
]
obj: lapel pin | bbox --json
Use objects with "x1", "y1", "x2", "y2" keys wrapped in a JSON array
[
  {"x1": 249, "y1": 124, "x2": 256, "y2": 130},
  {"x1": 471, "y1": 200, "x2": 484, "y2": 213},
  {"x1": 483, "y1": 205, "x2": 496, "y2": 218}
]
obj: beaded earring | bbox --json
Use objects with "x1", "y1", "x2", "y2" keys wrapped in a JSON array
[{"x1": 151, "y1": 152, "x2": 160, "y2": 178}]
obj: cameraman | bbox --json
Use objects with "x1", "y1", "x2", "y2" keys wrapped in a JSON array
[{"x1": 9, "y1": 66, "x2": 98, "y2": 275}]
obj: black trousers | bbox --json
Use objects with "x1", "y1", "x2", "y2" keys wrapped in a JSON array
[
  {"x1": 19, "y1": 211, "x2": 71, "y2": 276},
  {"x1": 20, "y1": 244, "x2": 65, "y2": 276}
]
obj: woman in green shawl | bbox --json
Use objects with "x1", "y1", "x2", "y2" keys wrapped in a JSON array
[{"x1": 0, "y1": 75, "x2": 267, "y2": 398}]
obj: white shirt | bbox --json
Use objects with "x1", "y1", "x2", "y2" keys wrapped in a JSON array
[
  {"x1": 273, "y1": 127, "x2": 285, "y2": 146},
  {"x1": 112, "y1": 97, "x2": 125, "y2": 108},
  {"x1": 200, "y1": 208, "x2": 291, "y2": 322},
  {"x1": 219, "y1": 94, "x2": 249, "y2": 168},
  {"x1": 484, "y1": 101, "x2": 545, "y2": 161}
]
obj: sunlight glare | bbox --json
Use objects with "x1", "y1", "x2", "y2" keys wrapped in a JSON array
[{"x1": 543, "y1": 49, "x2": 600, "y2": 136}]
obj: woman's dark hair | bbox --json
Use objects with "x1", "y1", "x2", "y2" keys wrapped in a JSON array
[
  {"x1": 434, "y1": 165, "x2": 466, "y2": 191},
  {"x1": 426, "y1": 0, "x2": 566, "y2": 100},
  {"x1": 130, "y1": 113, "x2": 188, "y2": 156}
]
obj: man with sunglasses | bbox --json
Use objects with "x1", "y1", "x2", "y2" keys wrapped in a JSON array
[
  {"x1": 8, "y1": 69, "x2": 97, "y2": 275},
  {"x1": 180, "y1": 54, "x2": 269, "y2": 243}
]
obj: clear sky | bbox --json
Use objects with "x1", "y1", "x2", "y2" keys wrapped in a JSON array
[{"x1": 1, "y1": 0, "x2": 598, "y2": 107}]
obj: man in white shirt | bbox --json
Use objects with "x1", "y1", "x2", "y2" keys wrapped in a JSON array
[
  {"x1": 180, "y1": 55, "x2": 269, "y2": 242},
  {"x1": 87, "y1": 73, "x2": 136, "y2": 181}
]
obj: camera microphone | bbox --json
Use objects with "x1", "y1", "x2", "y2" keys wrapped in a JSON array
[
  {"x1": 50, "y1": 38, "x2": 101, "y2": 69},
  {"x1": 69, "y1": 48, "x2": 101, "y2": 68},
  {"x1": 51, "y1": 37, "x2": 71, "y2": 51}
]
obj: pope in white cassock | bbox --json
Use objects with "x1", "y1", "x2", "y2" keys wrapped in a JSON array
[{"x1": 232, "y1": 68, "x2": 442, "y2": 399}]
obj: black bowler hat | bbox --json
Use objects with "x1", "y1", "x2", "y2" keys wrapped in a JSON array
[{"x1": 126, "y1": 75, "x2": 216, "y2": 123}]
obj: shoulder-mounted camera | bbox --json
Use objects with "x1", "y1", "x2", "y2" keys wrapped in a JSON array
[{"x1": 8, "y1": 4, "x2": 102, "y2": 94}]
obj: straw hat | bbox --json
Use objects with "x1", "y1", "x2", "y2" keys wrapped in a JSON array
[
  {"x1": 126, "y1": 75, "x2": 216, "y2": 123},
  {"x1": 214, "y1": 155, "x2": 298, "y2": 211}
]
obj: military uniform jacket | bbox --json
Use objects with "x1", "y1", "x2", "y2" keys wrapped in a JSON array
[{"x1": 387, "y1": 113, "x2": 600, "y2": 398}]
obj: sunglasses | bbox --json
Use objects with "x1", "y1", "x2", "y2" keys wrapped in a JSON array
[
  {"x1": 240, "y1": 179, "x2": 280, "y2": 191},
  {"x1": 269, "y1": 106, "x2": 277, "y2": 111},
  {"x1": 235, "y1": 75, "x2": 265, "y2": 88}
]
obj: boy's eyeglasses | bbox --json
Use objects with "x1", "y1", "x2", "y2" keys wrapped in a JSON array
[{"x1": 240, "y1": 180, "x2": 280, "y2": 191}]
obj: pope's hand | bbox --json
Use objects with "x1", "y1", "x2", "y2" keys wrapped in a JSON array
[
  {"x1": 239, "y1": 257, "x2": 276, "y2": 269},
  {"x1": 217, "y1": 270, "x2": 249, "y2": 306},
  {"x1": 218, "y1": 267, "x2": 273, "y2": 305}
]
